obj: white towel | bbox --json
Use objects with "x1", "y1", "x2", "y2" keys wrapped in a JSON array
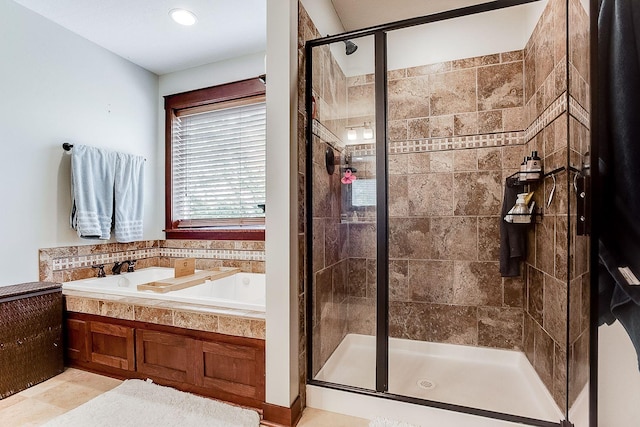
[
  {"x1": 70, "y1": 145, "x2": 116, "y2": 239},
  {"x1": 114, "y1": 152, "x2": 145, "y2": 243}
]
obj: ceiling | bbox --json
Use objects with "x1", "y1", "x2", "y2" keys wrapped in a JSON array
[
  {"x1": 12, "y1": 0, "x2": 267, "y2": 75},
  {"x1": 331, "y1": 0, "x2": 496, "y2": 31},
  {"x1": 12, "y1": 0, "x2": 497, "y2": 76}
]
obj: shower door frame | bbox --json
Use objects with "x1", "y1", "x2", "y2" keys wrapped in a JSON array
[{"x1": 305, "y1": 1, "x2": 574, "y2": 426}]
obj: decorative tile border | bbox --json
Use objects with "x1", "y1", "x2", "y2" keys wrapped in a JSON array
[
  {"x1": 312, "y1": 119, "x2": 344, "y2": 150},
  {"x1": 161, "y1": 248, "x2": 265, "y2": 262},
  {"x1": 314, "y1": 96, "x2": 572, "y2": 157},
  {"x1": 523, "y1": 93, "x2": 568, "y2": 142},
  {"x1": 49, "y1": 246, "x2": 265, "y2": 272},
  {"x1": 569, "y1": 96, "x2": 590, "y2": 129},
  {"x1": 347, "y1": 131, "x2": 525, "y2": 157}
]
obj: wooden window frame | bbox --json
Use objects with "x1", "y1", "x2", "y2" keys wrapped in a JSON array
[{"x1": 164, "y1": 78, "x2": 266, "y2": 241}]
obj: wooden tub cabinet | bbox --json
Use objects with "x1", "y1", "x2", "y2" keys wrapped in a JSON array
[{"x1": 64, "y1": 312, "x2": 265, "y2": 409}]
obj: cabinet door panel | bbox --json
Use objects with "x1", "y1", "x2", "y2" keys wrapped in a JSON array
[
  {"x1": 88, "y1": 321, "x2": 135, "y2": 371},
  {"x1": 65, "y1": 318, "x2": 89, "y2": 362},
  {"x1": 195, "y1": 340, "x2": 265, "y2": 401},
  {"x1": 136, "y1": 330, "x2": 196, "y2": 383}
]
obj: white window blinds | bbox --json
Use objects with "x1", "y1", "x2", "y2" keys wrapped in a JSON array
[{"x1": 172, "y1": 98, "x2": 266, "y2": 226}]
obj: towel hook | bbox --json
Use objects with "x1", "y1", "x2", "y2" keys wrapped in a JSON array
[{"x1": 62, "y1": 142, "x2": 73, "y2": 152}]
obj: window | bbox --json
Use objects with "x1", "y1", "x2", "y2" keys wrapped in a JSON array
[{"x1": 165, "y1": 78, "x2": 266, "y2": 240}]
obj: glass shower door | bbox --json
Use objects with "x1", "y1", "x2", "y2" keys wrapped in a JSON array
[{"x1": 308, "y1": 34, "x2": 380, "y2": 392}]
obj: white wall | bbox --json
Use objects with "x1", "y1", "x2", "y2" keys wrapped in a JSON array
[
  {"x1": 0, "y1": 0, "x2": 159, "y2": 287},
  {"x1": 156, "y1": 52, "x2": 266, "y2": 236},
  {"x1": 599, "y1": 322, "x2": 640, "y2": 426},
  {"x1": 265, "y1": 0, "x2": 299, "y2": 408}
]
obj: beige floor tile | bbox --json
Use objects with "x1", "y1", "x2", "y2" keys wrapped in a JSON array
[
  {"x1": 3, "y1": 368, "x2": 370, "y2": 427},
  {"x1": 0, "y1": 397, "x2": 66, "y2": 426},
  {"x1": 17, "y1": 377, "x2": 66, "y2": 398},
  {"x1": 55, "y1": 368, "x2": 121, "y2": 393},
  {"x1": 298, "y1": 407, "x2": 369, "y2": 427},
  {"x1": 0, "y1": 393, "x2": 27, "y2": 411},
  {"x1": 29, "y1": 381, "x2": 104, "y2": 411}
]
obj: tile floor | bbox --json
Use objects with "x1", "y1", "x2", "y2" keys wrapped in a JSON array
[{"x1": 0, "y1": 368, "x2": 368, "y2": 427}]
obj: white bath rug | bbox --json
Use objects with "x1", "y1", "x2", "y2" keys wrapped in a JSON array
[
  {"x1": 369, "y1": 417, "x2": 420, "y2": 427},
  {"x1": 43, "y1": 379, "x2": 260, "y2": 427}
]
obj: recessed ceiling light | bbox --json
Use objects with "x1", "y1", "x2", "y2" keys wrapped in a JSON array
[{"x1": 169, "y1": 9, "x2": 197, "y2": 26}]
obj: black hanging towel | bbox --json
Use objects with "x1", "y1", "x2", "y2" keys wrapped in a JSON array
[{"x1": 597, "y1": 0, "x2": 640, "y2": 368}]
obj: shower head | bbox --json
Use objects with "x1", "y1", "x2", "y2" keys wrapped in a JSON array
[{"x1": 344, "y1": 40, "x2": 358, "y2": 55}]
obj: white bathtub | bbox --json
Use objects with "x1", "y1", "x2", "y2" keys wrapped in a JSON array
[{"x1": 62, "y1": 267, "x2": 265, "y2": 312}]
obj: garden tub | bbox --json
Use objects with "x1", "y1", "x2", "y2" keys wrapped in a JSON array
[{"x1": 62, "y1": 267, "x2": 265, "y2": 312}]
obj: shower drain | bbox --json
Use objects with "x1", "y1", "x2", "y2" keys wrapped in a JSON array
[{"x1": 416, "y1": 379, "x2": 436, "y2": 390}]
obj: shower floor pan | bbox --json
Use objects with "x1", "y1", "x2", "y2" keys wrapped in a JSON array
[{"x1": 314, "y1": 334, "x2": 563, "y2": 422}]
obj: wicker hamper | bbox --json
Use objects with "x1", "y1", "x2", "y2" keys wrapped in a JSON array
[{"x1": 0, "y1": 282, "x2": 63, "y2": 399}]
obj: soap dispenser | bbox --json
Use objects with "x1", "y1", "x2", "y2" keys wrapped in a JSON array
[{"x1": 527, "y1": 151, "x2": 542, "y2": 180}]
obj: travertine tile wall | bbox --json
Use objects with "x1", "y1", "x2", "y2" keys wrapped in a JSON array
[
  {"x1": 519, "y1": 0, "x2": 590, "y2": 411},
  {"x1": 521, "y1": 0, "x2": 570, "y2": 411},
  {"x1": 307, "y1": 20, "x2": 351, "y2": 380},
  {"x1": 344, "y1": 54, "x2": 528, "y2": 351},
  {"x1": 299, "y1": 0, "x2": 586, "y2": 413},
  {"x1": 38, "y1": 239, "x2": 265, "y2": 283},
  {"x1": 567, "y1": 0, "x2": 590, "y2": 408}
]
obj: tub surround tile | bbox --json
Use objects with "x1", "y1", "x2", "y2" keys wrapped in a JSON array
[
  {"x1": 477, "y1": 62, "x2": 524, "y2": 111},
  {"x1": 347, "y1": 258, "x2": 367, "y2": 298},
  {"x1": 478, "y1": 307, "x2": 523, "y2": 350},
  {"x1": 544, "y1": 275, "x2": 567, "y2": 345},
  {"x1": 389, "y1": 120, "x2": 408, "y2": 142},
  {"x1": 406, "y1": 152, "x2": 430, "y2": 174},
  {"x1": 389, "y1": 217, "x2": 431, "y2": 259},
  {"x1": 453, "y1": 149, "x2": 477, "y2": 171},
  {"x1": 347, "y1": 297, "x2": 376, "y2": 336},
  {"x1": 430, "y1": 217, "x2": 477, "y2": 261},
  {"x1": 407, "y1": 117, "x2": 430, "y2": 140},
  {"x1": 452, "y1": 261, "x2": 502, "y2": 306},
  {"x1": 388, "y1": 76, "x2": 430, "y2": 121},
  {"x1": 407, "y1": 173, "x2": 453, "y2": 216},
  {"x1": 429, "y1": 115, "x2": 454, "y2": 138},
  {"x1": 429, "y1": 69, "x2": 477, "y2": 116},
  {"x1": 65, "y1": 296, "x2": 101, "y2": 315},
  {"x1": 408, "y1": 260, "x2": 454, "y2": 304},
  {"x1": 100, "y1": 301, "x2": 134, "y2": 320},
  {"x1": 390, "y1": 301, "x2": 478, "y2": 345},
  {"x1": 503, "y1": 276, "x2": 525, "y2": 308},
  {"x1": 478, "y1": 217, "x2": 500, "y2": 261},
  {"x1": 407, "y1": 61, "x2": 451, "y2": 76},
  {"x1": 64, "y1": 291, "x2": 266, "y2": 339},
  {"x1": 134, "y1": 306, "x2": 173, "y2": 326},
  {"x1": 453, "y1": 171, "x2": 502, "y2": 216},
  {"x1": 389, "y1": 260, "x2": 408, "y2": 301},
  {"x1": 533, "y1": 322, "x2": 555, "y2": 392},
  {"x1": 388, "y1": 175, "x2": 409, "y2": 217},
  {"x1": 174, "y1": 311, "x2": 219, "y2": 332},
  {"x1": 347, "y1": 223, "x2": 377, "y2": 259},
  {"x1": 478, "y1": 110, "x2": 503, "y2": 134}
]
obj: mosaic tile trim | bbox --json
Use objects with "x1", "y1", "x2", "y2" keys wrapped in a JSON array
[
  {"x1": 346, "y1": 131, "x2": 525, "y2": 157},
  {"x1": 523, "y1": 93, "x2": 568, "y2": 142},
  {"x1": 160, "y1": 248, "x2": 265, "y2": 261},
  {"x1": 52, "y1": 248, "x2": 158, "y2": 270},
  {"x1": 52, "y1": 247, "x2": 265, "y2": 271},
  {"x1": 312, "y1": 119, "x2": 344, "y2": 150},
  {"x1": 569, "y1": 96, "x2": 590, "y2": 129}
]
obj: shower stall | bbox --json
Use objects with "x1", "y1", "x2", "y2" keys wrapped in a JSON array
[{"x1": 303, "y1": 0, "x2": 591, "y2": 425}]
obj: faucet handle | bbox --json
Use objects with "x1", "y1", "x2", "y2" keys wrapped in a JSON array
[
  {"x1": 127, "y1": 259, "x2": 136, "y2": 273},
  {"x1": 92, "y1": 264, "x2": 106, "y2": 278},
  {"x1": 111, "y1": 261, "x2": 123, "y2": 275}
]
